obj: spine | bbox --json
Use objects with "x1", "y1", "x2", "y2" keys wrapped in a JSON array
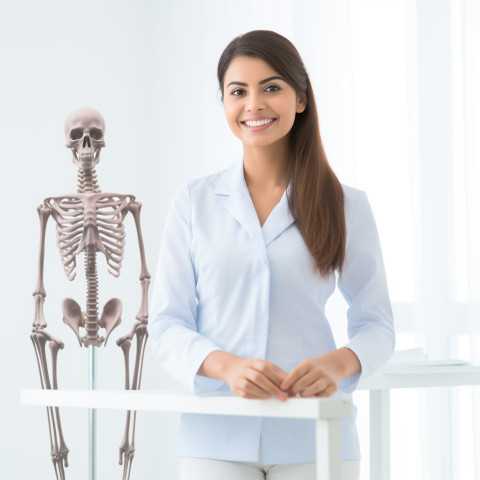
[
  {"x1": 83, "y1": 244, "x2": 103, "y2": 347},
  {"x1": 77, "y1": 166, "x2": 100, "y2": 193}
]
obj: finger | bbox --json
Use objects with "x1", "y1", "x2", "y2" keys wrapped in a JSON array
[
  {"x1": 238, "y1": 378, "x2": 270, "y2": 399},
  {"x1": 241, "y1": 378, "x2": 288, "y2": 401},
  {"x1": 289, "y1": 370, "x2": 322, "y2": 395},
  {"x1": 252, "y1": 361, "x2": 288, "y2": 387},
  {"x1": 245, "y1": 369, "x2": 288, "y2": 398},
  {"x1": 240, "y1": 391, "x2": 267, "y2": 399},
  {"x1": 299, "y1": 377, "x2": 330, "y2": 397},
  {"x1": 314, "y1": 384, "x2": 338, "y2": 398},
  {"x1": 280, "y1": 363, "x2": 309, "y2": 391}
]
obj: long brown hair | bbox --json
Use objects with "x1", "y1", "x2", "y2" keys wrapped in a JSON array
[{"x1": 217, "y1": 30, "x2": 346, "y2": 277}]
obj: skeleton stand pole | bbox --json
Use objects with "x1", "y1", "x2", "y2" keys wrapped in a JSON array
[{"x1": 88, "y1": 346, "x2": 98, "y2": 480}]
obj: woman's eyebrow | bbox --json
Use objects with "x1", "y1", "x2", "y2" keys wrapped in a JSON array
[{"x1": 226, "y1": 76, "x2": 285, "y2": 88}]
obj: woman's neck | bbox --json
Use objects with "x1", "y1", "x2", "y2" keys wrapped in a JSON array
[{"x1": 243, "y1": 141, "x2": 289, "y2": 191}]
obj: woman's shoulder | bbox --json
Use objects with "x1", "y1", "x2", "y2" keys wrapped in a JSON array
[
  {"x1": 184, "y1": 162, "x2": 235, "y2": 195},
  {"x1": 187, "y1": 166, "x2": 229, "y2": 194},
  {"x1": 340, "y1": 183, "x2": 369, "y2": 229},
  {"x1": 168, "y1": 162, "x2": 237, "y2": 215},
  {"x1": 341, "y1": 182, "x2": 365, "y2": 200}
]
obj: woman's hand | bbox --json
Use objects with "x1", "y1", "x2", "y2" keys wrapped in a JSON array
[
  {"x1": 280, "y1": 358, "x2": 341, "y2": 398},
  {"x1": 280, "y1": 348, "x2": 361, "y2": 398},
  {"x1": 222, "y1": 356, "x2": 289, "y2": 402}
]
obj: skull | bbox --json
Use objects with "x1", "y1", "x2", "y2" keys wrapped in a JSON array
[{"x1": 64, "y1": 107, "x2": 106, "y2": 169}]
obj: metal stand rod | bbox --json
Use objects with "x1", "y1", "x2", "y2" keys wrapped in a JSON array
[{"x1": 88, "y1": 346, "x2": 97, "y2": 480}]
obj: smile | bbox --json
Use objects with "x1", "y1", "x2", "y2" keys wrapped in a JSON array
[
  {"x1": 245, "y1": 118, "x2": 273, "y2": 127},
  {"x1": 241, "y1": 118, "x2": 277, "y2": 131}
]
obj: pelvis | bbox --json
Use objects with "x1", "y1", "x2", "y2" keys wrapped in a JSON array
[{"x1": 62, "y1": 297, "x2": 122, "y2": 347}]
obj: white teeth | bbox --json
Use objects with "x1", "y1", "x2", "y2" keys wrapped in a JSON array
[{"x1": 245, "y1": 118, "x2": 273, "y2": 127}]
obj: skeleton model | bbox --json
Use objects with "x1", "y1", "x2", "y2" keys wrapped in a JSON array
[{"x1": 32, "y1": 107, "x2": 150, "y2": 480}]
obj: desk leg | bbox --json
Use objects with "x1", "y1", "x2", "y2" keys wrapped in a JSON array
[
  {"x1": 370, "y1": 389, "x2": 390, "y2": 480},
  {"x1": 315, "y1": 419, "x2": 341, "y2": 480}
]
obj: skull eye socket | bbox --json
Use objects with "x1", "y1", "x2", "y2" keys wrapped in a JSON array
[
  {"x1": 90, "y1": 128, "x2": 103, "y2": 140},
  {"x1": 70, "y1": 128, "x2": 83, "y2": 140}
]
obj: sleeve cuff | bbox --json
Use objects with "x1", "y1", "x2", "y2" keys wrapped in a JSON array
[
  {"x1": 341, "y1": 331, "x2": 395, "y2": 393},
  {"x1": 189, "y1": 347, "x2": 227, "y2": 395}
]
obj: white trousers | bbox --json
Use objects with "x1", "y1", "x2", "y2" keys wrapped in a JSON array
[{"x1": 178, "y1": 440, "x2": 360, "y2": 480}]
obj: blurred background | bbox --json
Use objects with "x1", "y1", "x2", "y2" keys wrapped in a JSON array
[{"x1": 1, "y1": 0, "x2": 479, "y2": 478}]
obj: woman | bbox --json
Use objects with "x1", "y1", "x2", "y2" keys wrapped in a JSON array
[{"x1": 148, "y1": 30, "x2": 395, "y2": 480}]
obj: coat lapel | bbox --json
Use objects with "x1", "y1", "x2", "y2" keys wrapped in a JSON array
[
  {"x1": 214, "y1": 158, "x2": 296, "y2": 263},
  {"x1": 261, "y1": 182, "x2": 295, "y2": 247}
]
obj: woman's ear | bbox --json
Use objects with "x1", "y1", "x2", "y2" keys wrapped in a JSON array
[{"x1": 296, "y1": 93, "x2": 307, "y2": 113}]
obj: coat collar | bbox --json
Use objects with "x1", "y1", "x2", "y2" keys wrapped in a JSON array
[{"x1": 214, "y1": 158, "x2": 295, "y2": 263}]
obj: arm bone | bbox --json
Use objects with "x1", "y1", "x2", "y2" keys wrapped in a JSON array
[
  {"x1": 33, "y1": 204, "x2": 52, "y2": 328},
  {"x1": 128, "y1": 201, "x2": 151, "y2": 323}
]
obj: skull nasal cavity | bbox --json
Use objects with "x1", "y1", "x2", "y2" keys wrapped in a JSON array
[{"x1": 83, "y1": 136, "x2": 91, "y2": 148}]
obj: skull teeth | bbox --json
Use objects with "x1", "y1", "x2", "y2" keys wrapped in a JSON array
[{"x1": 77, "y1": 151, "x2": 98, "y2": 160}]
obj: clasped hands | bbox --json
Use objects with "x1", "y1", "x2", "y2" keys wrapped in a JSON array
[{"x1": 225, "y1": 356, "x2": 341, "y2": 402}]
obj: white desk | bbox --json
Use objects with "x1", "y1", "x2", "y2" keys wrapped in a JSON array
[
  {"x1": 22, "y1": 364, "x2": 480, "y2": 480},
  {"x1": 357, "y1": 364, "x2": 480, "y2": 480},
  {"x1": 20, "y1": 389, "x2": 351, "y2": 480}
]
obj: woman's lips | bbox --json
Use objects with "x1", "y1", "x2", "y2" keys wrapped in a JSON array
[{"x1": 241, "y1": 118, "x2": 277, "y2": 132}]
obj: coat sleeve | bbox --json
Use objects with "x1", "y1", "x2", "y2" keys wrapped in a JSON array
[
  {"x1": 337, "y1": 190, "x2": 396, "y2": 394},
  {"x1": 147, "y1": 182, "x2": 224, "y2": 395}
]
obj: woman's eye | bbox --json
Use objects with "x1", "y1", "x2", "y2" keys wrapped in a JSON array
[
  {"x1": 230, "y1": 85, "x2": 280, "y2": 96},
  {"x1": 265, "y1": 84, "x2": 280, "y2": 92}
]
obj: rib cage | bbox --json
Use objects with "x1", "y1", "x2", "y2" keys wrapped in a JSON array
[
  {"x1": 44, "y1": 193, "x2": 134, "y2": 280},
  {"x1": 96, "y1": 195, "x2": 130, "y2": 277},
  {"x1": 48, "y1": 197, "x2": 83, "y2": 280}
]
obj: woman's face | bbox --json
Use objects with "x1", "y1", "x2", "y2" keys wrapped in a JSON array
[{"x1": 222, "y1": 56, "x2": 306, "y2": 149}]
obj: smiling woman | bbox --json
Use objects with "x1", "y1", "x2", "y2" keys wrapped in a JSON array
[
  {"x1": 148, "y1": 29, "x2": 395, "y2": 480},
  {"x1": 222, "y1": 60, "x2": 305, "y2": 149}
]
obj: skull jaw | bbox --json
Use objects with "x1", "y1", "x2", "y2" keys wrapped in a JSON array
[{"x1": 70, "y1": 149, "x2": 101, "y2": 169}]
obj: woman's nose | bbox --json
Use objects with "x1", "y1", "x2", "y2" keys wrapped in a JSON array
[{"x1": 246, "y1": 93, "x2": 265, "y2": 112}]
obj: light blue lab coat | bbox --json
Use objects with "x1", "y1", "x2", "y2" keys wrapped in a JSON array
[{"x1": 148, "y1": 157, "x2": 395, "y2": 464}]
